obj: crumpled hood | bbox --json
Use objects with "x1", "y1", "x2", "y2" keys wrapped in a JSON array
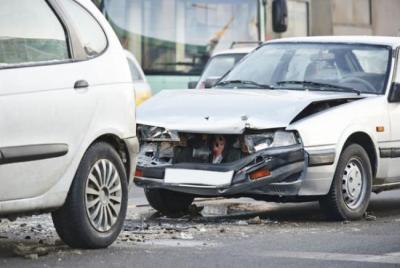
[{"x1": 137, "y1": 89, "x2": 361, "y2": 134}]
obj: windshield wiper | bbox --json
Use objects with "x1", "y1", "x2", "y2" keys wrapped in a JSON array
[
  {"x1": 215, "y1": 80, "x2": 274, "y2": 89},
  {"x1": 276, "y1": 80, "x2": 361, "y2": 95}
]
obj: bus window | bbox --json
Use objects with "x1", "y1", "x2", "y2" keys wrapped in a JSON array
[{"x1": 98, "y1": 0, "x2": 259, "y2": 76}]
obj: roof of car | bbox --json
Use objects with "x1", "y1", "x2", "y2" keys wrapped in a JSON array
[
  {"x1": 267, "y1": 36, "x2": 400, "y2": 48},
  {"x1": 212, "y1": 47, "x2": 256, "y2": 57}
]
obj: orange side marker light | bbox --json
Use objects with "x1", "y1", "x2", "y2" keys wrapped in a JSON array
[
  {"x1": 135, "y1": 169, "x2": 143, "y2": 177},
  {"x1": 249, "y1": 168, "x2": 271, "y2": 181}
]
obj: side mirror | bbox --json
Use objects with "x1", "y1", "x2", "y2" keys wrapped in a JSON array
[
  {"x1": 188, "y1": 81, "x2": 198, "y2": 89},
  {"x1": 204, "y1": 77, "x2": 221, "y2": 89},
  {"x1": 272, "y1": 0, "x2": 288, "y2": 33},
  {"x1": 389, "y1": 82, "x2": 400, "y2": 102}
]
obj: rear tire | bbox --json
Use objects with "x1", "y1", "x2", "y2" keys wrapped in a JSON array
[
  {"x1": 145, "y1": 188, "x2": 194, "y2": 216},
  {"x1": 319, "y1": 144, "x2": 372, "y2": 221},
  {"x1": 52, "y1": 142, "x2": 128, "y2": 249}
]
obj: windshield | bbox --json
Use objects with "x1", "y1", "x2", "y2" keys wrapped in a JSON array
[
  {"x1": 197, "y1": 53, "x2": 246, "y2": 88},
  {"x1": 99, "y1": 0, "x2": 259, "y2": 76},
  {"x1": 219, "y1": 43, "x2": 391, "y2": 94}
]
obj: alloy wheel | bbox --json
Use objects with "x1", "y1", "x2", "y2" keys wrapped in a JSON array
[{"x1": 85, "y1": 159, "x2": 122, "y2": 232}]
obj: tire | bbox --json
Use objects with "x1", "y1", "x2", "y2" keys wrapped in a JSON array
[
  {"x1": 319, "y1": 143, "x2": 372, "y2": 221},
  {"x1": 145, "y1": 188, "x2": 194, "y2": 216},
  {"x1": 52, "y1": 142, "x2": 128, "y2": 249}
]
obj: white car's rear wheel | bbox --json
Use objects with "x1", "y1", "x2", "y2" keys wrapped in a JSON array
[
  {"x1": 319, "y1": 144, "x2": 372, "y2": 221},
  {"x1": 52, "y1": 142, "x2": 128, "y2": 249},
  {"x1": 85, "y1": 159, "x2": 123, "y2": 233}
]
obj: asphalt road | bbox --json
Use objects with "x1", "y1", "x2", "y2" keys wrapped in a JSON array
[{"x1": 1, "y1": 188, "x2": 400, "y2": 268}]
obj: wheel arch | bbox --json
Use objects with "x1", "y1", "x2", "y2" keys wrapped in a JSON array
[
  {"x1": 90, "y1": 134, "x2": 131, "y2": 183},
  {"x1": 341, "y1": 131, "x2": 378, "y2": 178}
]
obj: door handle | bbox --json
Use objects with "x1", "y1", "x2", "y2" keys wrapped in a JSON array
[{"x1": 74, "y1": 80, "x2": 89, "y2": 89}]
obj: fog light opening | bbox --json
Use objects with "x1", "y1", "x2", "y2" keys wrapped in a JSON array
[{"x1": 249, "y1": 168, "x2": 271, "y2": 181}]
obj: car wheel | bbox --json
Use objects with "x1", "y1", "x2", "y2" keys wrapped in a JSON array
[
  {"x1": 145, "y1": 188, "x2": 194, "y2": 216},
  {"x1": 319, "y1": 144, "x2": 372, "y2": 221},
  {"x1": 52, "y1": 142, "x2": 128, "y2": 249}
]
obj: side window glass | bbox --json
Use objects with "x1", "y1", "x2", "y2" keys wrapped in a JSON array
[
  {"x1": 0, "y1": 0, "x2": 69, "y2": 67},
  {"x1": 60, "y1": 0, "x2": 107, "y2": 58},
  {"x1": 353, "y1": 50, "x2": 390, "y2": 74}
]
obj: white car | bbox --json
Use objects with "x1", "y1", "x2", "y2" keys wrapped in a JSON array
[
  {"x1": 191, "y1": 47, "x2": 255, "y2": 89},
  {"x1": 135, "y1": 36, "x2": 400, "y2": 221},
  {"x1": 125, "y1": 50, "x2": 152, "y2": 106},
  {"x1": 0, "y1": 0, "x2": 138, "y2": 248}
]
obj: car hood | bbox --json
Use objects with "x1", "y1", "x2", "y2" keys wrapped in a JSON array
[{"x1": 137, "y1": 89, "x2": 362, "y2": 134}]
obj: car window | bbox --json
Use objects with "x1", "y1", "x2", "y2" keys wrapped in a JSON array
[
  {"x1": 223, "y1": 48, "x2": 285, "y2": 83},
  {"x1": 0, "y1": 0, "x2": 69, "y2": 67},
  {"x1": 200, "y1": 54, "x2": 245, "y2": 81},
  {"x1": 127, "y1": 58, "x2": 144, "y2": 81},
  {"x1": 60, "y1": 0, "x2": 107, "y2": 58}
]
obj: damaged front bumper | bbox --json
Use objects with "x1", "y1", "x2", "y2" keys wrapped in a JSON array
[{"x1": 134, "y1": 144, "x2": 306, "y2": 197}]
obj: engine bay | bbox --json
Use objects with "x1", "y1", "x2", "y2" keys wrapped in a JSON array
[{"x1": 138, "y1": 133, "x2": 249, "y2": 168}]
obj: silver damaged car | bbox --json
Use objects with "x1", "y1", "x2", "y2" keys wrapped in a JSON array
[{"x1": 135, "y1": 36, "x2": 400, "y2": 221}]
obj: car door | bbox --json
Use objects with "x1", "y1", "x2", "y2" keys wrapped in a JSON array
[
  {"x1": 386, "y1": 48, "x2": 400, "y2": 181},
  {"x1": 0, "y1": 0, "x2": 96, "y2": 201}
]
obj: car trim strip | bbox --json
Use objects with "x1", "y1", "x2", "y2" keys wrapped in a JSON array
[
  {"x1": 308, "y1": 150, "x2": 336, "y2": 167},
  {"x1": 379, "y1": 148, "x2": 400, "y2": 158},
  {"x1": 0, "y1": 144, "x2": 68, "y2": 165}
]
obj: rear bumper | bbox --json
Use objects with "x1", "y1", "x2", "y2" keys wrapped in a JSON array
[
  {"x1": 123, "y1": 136, "x2": 140, "y2": 185},
  {"x1": 134, "y1": 145, "x2": 306, "y2": 197}
]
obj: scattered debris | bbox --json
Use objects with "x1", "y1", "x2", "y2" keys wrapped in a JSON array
[
  {"x1": 247, "y1": 216, "x2": 262, "y2": 225},
  {"x1": 13, "y1": 244, "x2": 51, "y2": 259},
  {"x1": 364, "y1": 212, "x2": 377, "y2": 221},
  {"x1": 71, "y1": 250, "x2": 82, "y2": 255},
  {"x1": 1, "y1": 198, "x2": 371, "y2": 260},
  {"x1": 365, "y1": 215, "x2": 377, "y2": 221},
  {"x1": 25, "y1": 254, "x2": 39, "y2": 260},
  {"x1": 172, "y1": 233, "x2": 194, "y2": 240},
  {"x1": 236, "y1": 220, "x2": 249, "y2": 226}
]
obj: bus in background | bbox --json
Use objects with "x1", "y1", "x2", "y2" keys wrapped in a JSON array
[{"x1": 93, "y1": 0, "x2": 309, "y2": 93}]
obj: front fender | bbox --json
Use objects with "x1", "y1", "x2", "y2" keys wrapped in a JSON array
[{"x1": 287, "y1": 96, "x2": 390, "y2": 195}]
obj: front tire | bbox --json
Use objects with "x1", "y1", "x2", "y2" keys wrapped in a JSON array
[
  {"x1": 52, "y1": 142, "x2": 128, "y2": 249},
  {"x1": 145, "y1": 188, "x2": 194, "y2": 216},
  {"x1": 319, "y1": 144, "x2": 372, "y2": 221}
]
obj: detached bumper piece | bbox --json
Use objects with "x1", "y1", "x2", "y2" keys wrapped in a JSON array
[{"x1": 134, "y1": 144, "x2": 305, "y2": 197}]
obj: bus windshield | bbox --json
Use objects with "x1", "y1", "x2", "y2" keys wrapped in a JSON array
[{"x1": 99, "y1": 0, "x2": 259, "y2": 75}]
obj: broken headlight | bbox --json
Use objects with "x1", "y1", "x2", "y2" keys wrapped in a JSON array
[
  {"x1": 138, "y1": 125, "x2": 180, "y2": 142},
  {"x1": 244, "y1": 130, "x2": 298, "y2": 153}
]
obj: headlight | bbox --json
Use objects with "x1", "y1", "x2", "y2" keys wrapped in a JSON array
[
  {"x1": 244, "y1": 130, "x2": 298, "y2": 153},
  {"x1": 138, "y1": 125, "x2": 180, "y2": 142}
]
